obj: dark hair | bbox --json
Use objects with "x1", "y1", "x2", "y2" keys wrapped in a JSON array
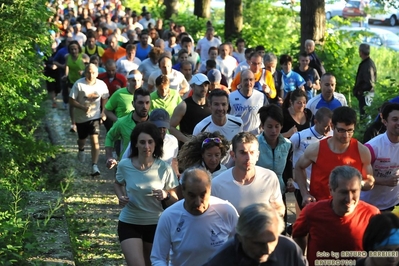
[
  {"x1": 67, "y1": 40, "x2": 82, "y2": 54},
  {"x1": 299, "y1": 51, "x2": 309, "y2": 58},
  {"x1": 208, "y1": 46, "x2": 218, "y2": 54},
  {"x1": 133, "y1": 88, "x2": 150, "y2": 102},
  {"x1": 245, "y1": 47, "x2": 255, "y2": 56},
  {"x1": 363, "y1": 213, "x2": 399, "y2": 252},
  {"x1": 181, "y1": 36, "x2": 192, "y2": 44},
  {"x1": 236, "y1": 38, "x2": 245, "y2": 46},
  {"x1": 129, "y1": 122, "x2": 163, "y2": 158},
  {"x1": 139, "y1": 29, "x2": 149, "y2": 37},
  {"x1": 314, "y1": 107, "x2": 333, "y2": 123},
  {"x1": 332, "y1": 106, "x2": 357, "y2": 126},
  {"x1": 255, "y1": 45, "x2": 265, "y2": 51},
  {"x1": 178, "y1": 131, "x2": 230, "y2": 171},
  {"x1": 208, "y1": 89, "x2": 229, "y2": 104},
  {"x1": 382, "y1": 103, "x2": 399, "y2": 121},
  {"x1": 177, "y1": 48, "x2": 189, "y2": 58},
  {"x1": 280, "y1": 54, "x2": 292, "y2": 65},
  {"x1": 206, "y1": 59, "x2": 217, "y2": 69},
  {"x1": 258, "y1": 104, "x2": 284, "y2": 126},
  {"x1": 177, "y1": 32, "x2": 188, "y2": 42},
  {"x1": 249, "y1": 52, "x2": 262, "y2": 60},
  {"x1": 282, "y1": 89, "x2": 308, "y2": 109}
]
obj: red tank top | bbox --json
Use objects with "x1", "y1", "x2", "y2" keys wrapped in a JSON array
[{"x1": 310, "y1": 137, "x2": 362, "y2": 201}]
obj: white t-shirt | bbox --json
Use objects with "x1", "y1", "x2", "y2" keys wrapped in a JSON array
[
  {"x1": 69, "y1": 78, "x2": 109, "y2": 123},
  {"x1": 116, "y1": 56, "x2": 142, "y2": 77},
  {"x1": 192, "y1": 114, "x2": 243, "y2": 141},
  {"x1": 211, "y1": 166, "x2": 283, "y2": 214},
  {"x1": 229, "y1": 89, "x2": 268, "y2": 134},
  {"x1": 233, "y1": 51, "x2": 246, "y2": 63},
  {"x1": 196, "y1": 37, "x2": 222, "y2": 62},
  {"x1": 290, "y1": 126, "x2": 333, "y2": 190},
  {"x1": 148, "y1": 69, "x2": 188, "y2": 92},
  {"x1": 150, "y1": 196, "x2": 238, "y2": 266},
  {"x1": 216, "y1": 55, "x2": 238, "y2": 87},
  {"x1": 138, "y1": 58, "x2": 160, "y2": 90},
  {"x1": 122, "y1": 133, "x2": 178, "y2": 165},
  {"x1": 139, "y1": 18, "x2": 156, "y2": 29},
  {"x1": 233, "y1": 61, "x2": 250, "y2": 78},
  {"x1": 361, "y1": 133, "x2": 399, "y2": 210}
]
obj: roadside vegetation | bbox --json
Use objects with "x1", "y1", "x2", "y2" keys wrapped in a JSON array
[{"x1": 1, "y1": 0, "x2": 399, "y2": 264}]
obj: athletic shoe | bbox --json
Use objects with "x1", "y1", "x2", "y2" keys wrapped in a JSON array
[
  {"x1": 77, "y1": 150, "x2": 85, "y2": 163},
  {"x1": 91, "y1": 164, "x2": 100, "y2": 176},
  {"x1": 70, "y1": 124, "x2": 77, "y2": 132}
]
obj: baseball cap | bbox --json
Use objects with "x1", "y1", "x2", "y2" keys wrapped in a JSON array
[
  {"x1": 149, "y1": 108, "x2": 170, "y2": 129},
  {"x1": 189, "y1": 73, "x2": 210, "y2": 85},
  {"x1": 207, "y1": 69, "x2": 222, "y2": 83}
]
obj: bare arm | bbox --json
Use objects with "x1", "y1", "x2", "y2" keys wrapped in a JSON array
[
  {"x1": 69, "y1": 97, "x2": 89, "y2": 112},
  {"x1": 171, "y1": 158, "x2": 180, "y2": 179},
  {"x1": 294, "y1": 143, "x2": 319, "y2": 207},
  {"x1": 114, "y1": 181, "x2": 129, "y2": 207},
  {"x1": 104, "y1": 108, "x2": 118, "y2": 123},
  {"x1": 359, "y1": 142, "x2": 375, "y2": 191},
  {"x1": 169, "y1": 101, "x2": 190, "y2": 143}
]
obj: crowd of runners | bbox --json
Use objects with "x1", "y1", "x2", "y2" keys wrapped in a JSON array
[{"x1": 43, "y1": 1, "x2": 399, "y2": 265}]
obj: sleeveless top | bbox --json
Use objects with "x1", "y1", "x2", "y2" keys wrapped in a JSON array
[
  {"x1": 310, "y1": 137, "x2": 362, "y2": 201},
  {"x1": 180, "y1": 97, "x2": 211, "y2": 136},
  {"x1": 66, "y1": 54, "x2": 85, "y2": 84},
  {"x1": 84, "y1": 45, "x2": 99, "y2": 57}
]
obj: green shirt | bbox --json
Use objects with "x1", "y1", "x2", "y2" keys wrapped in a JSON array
[
  {"x1": 150, "y1": 90, "x2": 182, "y2": 117},
  {"x1": 104, "y1": 87, "x2": 134, "y2": 118},
  {"x1": 105, "y1": 112, "x2": 137, "y2": 155}
]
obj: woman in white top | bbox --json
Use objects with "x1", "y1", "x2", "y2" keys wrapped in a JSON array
[
  {"x1": 178, "y1": 131, "x2": 230, "y2": 178},
  {"x1": 114, "y1": 122, "x2": 179, "y2": 266}
]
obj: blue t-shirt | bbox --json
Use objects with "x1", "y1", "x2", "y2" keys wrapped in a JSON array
[
  {"x1": 281, "y1": 70, "x2": 306, "y2": 96},
  {"x1": 135, "y1": 43, "x2": 152, "y2": 61}
]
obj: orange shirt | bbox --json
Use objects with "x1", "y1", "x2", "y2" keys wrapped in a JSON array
[
  {"x1": 102, "y1": 46, "x2": 126, "y2": 64},
  {"x1": 230, "y1": 70, "x2": 276, "y2": 99}
]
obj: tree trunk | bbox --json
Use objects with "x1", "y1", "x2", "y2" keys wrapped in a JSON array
[
  {"x1": 164, "y1": 0, "x2": 179, "y2": 19},
  {"x1": 194, "y1": 0, "x2": 211, "y2": 18},
  {"x1": 224, "y1": 0, "x2": 243, "y2": 41},
  {"x1": 300, "y1": 0, "x2": 325, "y2": 51}
]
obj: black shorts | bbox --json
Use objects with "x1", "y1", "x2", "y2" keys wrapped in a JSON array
[
  {"x1": 76, "y1": 119, "x2": 100, "y2": 140},
  {"x1": 117, "y1": 221, "x2": 157, "y2": 243}
]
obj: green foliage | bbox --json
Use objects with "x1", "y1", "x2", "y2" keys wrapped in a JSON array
[
  {"x1": 319, "y1": 23, "x2": 399, "y2": 137},
  {"x1": 242, "y1": 0, "x2": 300, "y2": 55},
  {"x1": 0, "y1": 0, "x2": 59, "y2": 263}
]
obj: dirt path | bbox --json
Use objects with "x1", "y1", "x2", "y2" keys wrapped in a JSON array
[{"x1": 48, "y1": 98, "x2": 126, "y2": 266}]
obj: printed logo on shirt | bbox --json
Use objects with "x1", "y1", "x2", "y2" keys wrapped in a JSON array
[
  {"x1": 176, "y1": 219, "x2": 185, "y2": 232},
  {"x1": 232, "y1": 104, "x2": 260, "y2": 112},
  {"x1": 210, "y1": 229, "x2": 225, "y2": 247}
]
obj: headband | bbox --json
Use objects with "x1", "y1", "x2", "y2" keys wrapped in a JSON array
[{"x1": 127, "y1": 73, "x2": 142, "y2": 80}]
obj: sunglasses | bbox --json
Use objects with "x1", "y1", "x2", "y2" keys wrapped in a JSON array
[{"x1": 201, "y1": 137, "x2": 222, "y2": 148}]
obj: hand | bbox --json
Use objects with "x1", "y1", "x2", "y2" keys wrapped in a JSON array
[
  {"x1": 289, "y1": 125, "x2": 297, "y2": 135},
  {"x1": 262, "y1": 84, "x2": 271, "y2": 94},
  {"x1": 118, "y1": 195, "x2": 129, "y2": 207},
  {"x1": 106, "y1": 158, "x2": 118, "y2": 169},
  {"x1": 277, "y1": 97, "x2": 283, "y2": 105},
  {"x1": 152, "y1": 189, "x2": 166, "y2": 201},
  {"x1": 302, "y1": 193, "x2": 316, "y2": 207},
  {"x1": 286, "y1": 178, "x2": 295, "y2": 193},
  {"x1": 51, "y1": 64, "x2": 58, "y2": 70},
  {"x1": 386, "y1": 175, "x2": 399, "y2": 187}
]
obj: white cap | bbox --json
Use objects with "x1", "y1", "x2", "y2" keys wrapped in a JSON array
[{"x1": 189, "y1": 73, "x2": 210, "y2": 85}]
